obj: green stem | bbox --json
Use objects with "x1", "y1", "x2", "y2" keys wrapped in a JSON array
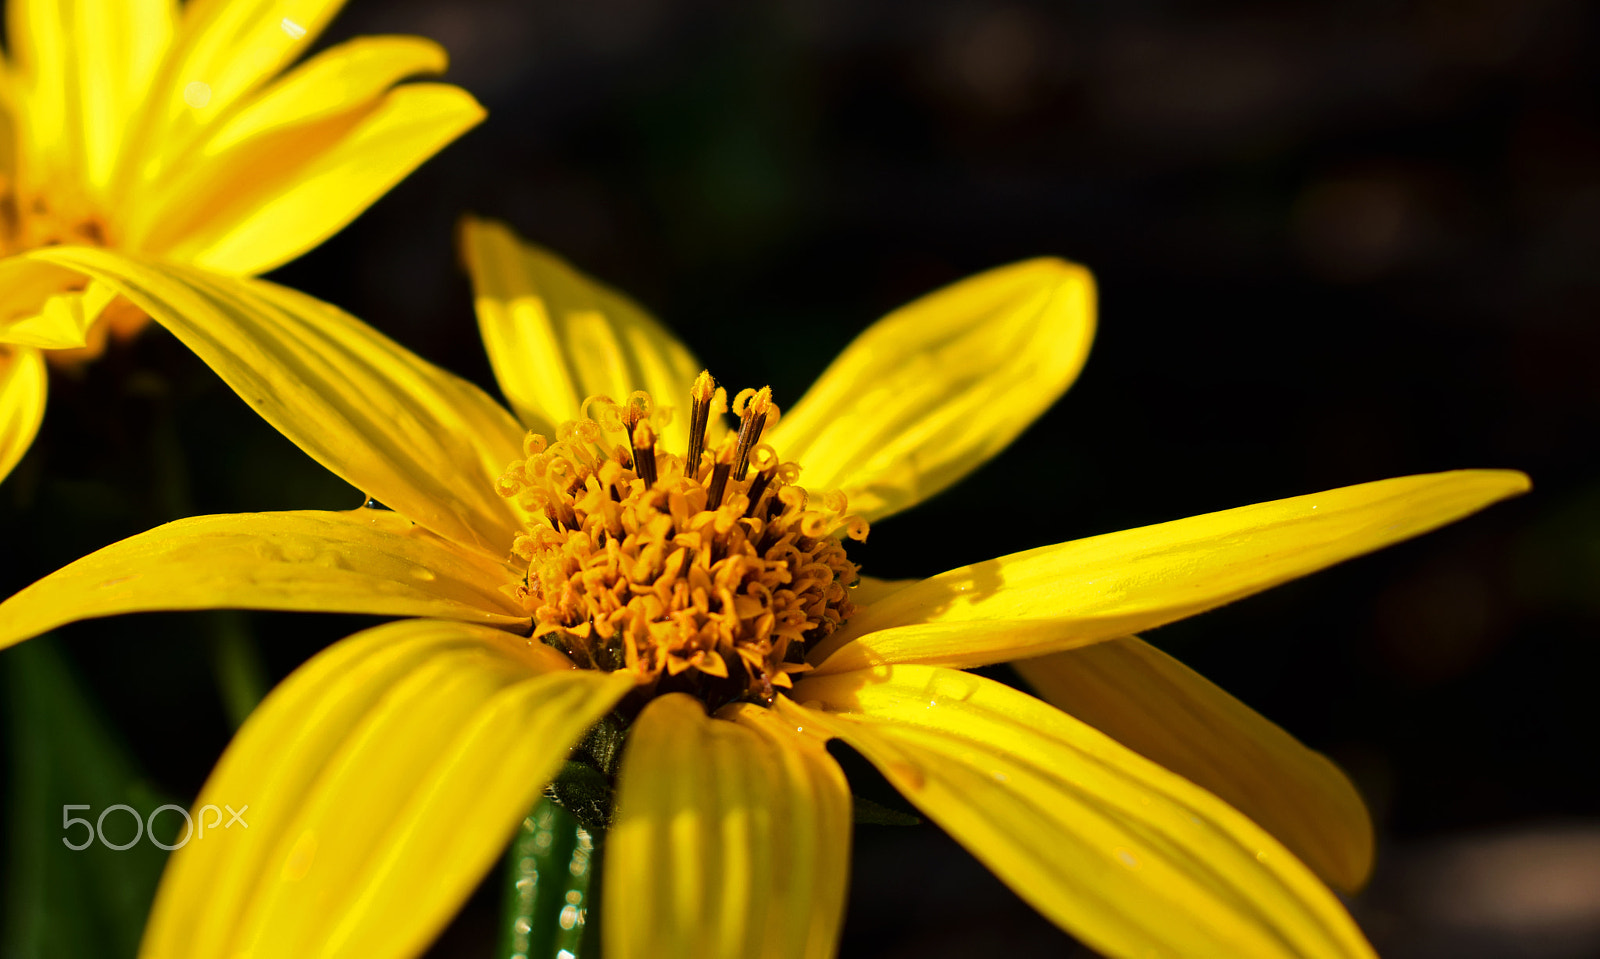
[
  {"x1": 499, "y1": 794, "x2": 603, "y2": 959},
  {"x1": 205, "y1": 611, "x2": 268, "y2": 729},
  {"x1": 147, "y1": 384, "x2": 267, "y2": 725}
]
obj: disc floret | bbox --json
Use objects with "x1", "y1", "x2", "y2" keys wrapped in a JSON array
[{"x1": 497, "y1": 373, "x2": 868, "y2": 709}]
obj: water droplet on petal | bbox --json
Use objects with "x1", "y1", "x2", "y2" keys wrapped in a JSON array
[
  {"x1": 281, "y1": 17, "x2": 307, "y2": 39},
  {"x1": 280, "y1": 830, "x2": 318, "y2": 881},
  {"x1": 922, "y1": 670, "x2": 980, "y2": 709},
  {"x1": 1114, "y1": 846, "x2": 1139, "y2": 869},
  {"x1": 183, "y1": 81, "x2": 211, "y2": 108},
  {"x1": 410, "y1": 566, "x2": 437, "y2": 582},
  {"x1": 314, "y1": 549, "x2": 351, "y2": 570}
]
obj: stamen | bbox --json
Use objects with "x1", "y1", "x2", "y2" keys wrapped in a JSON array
[
  {"x1": 686, "y1": 370, "x2": 715, "y2": 475},
  {"x1": 705, "y1": 459, "x2": 732, "y2": 511},
  {"x1": 744, "y1": 465, "x2": 777, "y2": 518},
  {"x1": 731, "y1": 386, "x2": 773, "y2": 481},
  {"x1": 631, "y1": 421, "x2": 658, "y2": 488}
]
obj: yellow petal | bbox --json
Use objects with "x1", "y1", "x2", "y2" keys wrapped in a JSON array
[
  {"x1": 0, "y1": 68, "x2": 17, "y2": 186},
  {"x1": 6, "y1": 0, "x2": 173, "y2": 195},
  {"x1": 461, "y1": 216, "x2": 711, "y2": 446},
  {"x1": 0, "y1": 509, "x2": 529, "y2": 652},
  {"x1": 118, "y1": 35, "x2": 452, "y2": 246},
  {"x1": 815, "y1": 469, "x2": 1531, "y2": 671},
  {"x1": 120, "y1": 0, "x2": 344, "y2": 184},
  {"x1": 0, "y1": 256, "x2": 103, "y2": 349},
  {"x1": 1015, "y1": 637, "x2": 1374, "y2": 893},
  {"x1": 766, "y1": 258, "x2": 1094, "y2": 522},
  {"x1": 0, "y1": 345, "x2": 47, "y2": 484},
  {"x1": 606, "y1": 694, "x2": 852, "y2": 959},
  {"x1": 142, "y1": 83, "x2": 484, "y2": 275},
  {"x1": 783, "y1": 665, "x2": 1377, "y2": 959},
  {"x1": 720, "y1": 703, "x2": 853, "y2": 959},
  {"x1": 202, "y1": 35, "x2": 449, "y2": 155},
  {"x1": 4, "y1": 281, "x2": 119, "y2": 351},
  {"x1": 28, "y1": 246, "x2": 528, "y2": 556},
  {"x1": 139, "y1": 618, "x2": 632, "y2": 959}
]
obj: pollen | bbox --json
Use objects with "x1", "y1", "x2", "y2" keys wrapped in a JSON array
[{"x1": 496, "y1": 374, "x2": 869, "y2": 709}]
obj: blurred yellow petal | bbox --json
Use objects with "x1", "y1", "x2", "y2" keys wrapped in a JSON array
[
  {"x1": 6, "y1": 0, "x2": 173, "y2": 194},
  {"x1": 766, "y1": 258, "x2": 1094, "y2": 522},
  {"x1": 1, "y1": 280, "x2": 118, "y2": 350},
  {"x1": 28, "y1": 246, "x2": 527, "y2": 556},
  {"x1": 0, "y1": 63, "x2": 13, "y2": 177},
  {"x1": 0, "y1": 509, "x2": 528, "y2": 651},
  {"x1": 119, "y1": 35, "x2": 455, "y2": 252},
  {"x1": 140, "y1": 618, "x2": 632, "y2": 959},
  {"x1": 0, "y1": 257, "x2": 105, "y2": 349},
  {"x1": 202, "y1": 35, "x2": 449, "y2": 155},
  {"x1": 122, "y1": 0, "x2": 344, "y2": 183},
  {"x1": 146, "y1": 83, "x2": 484, "y2": 275},
  {"x1": 462, "y1": 216, "x2": 710, "y2": 446},
  {"x1": 783, "y1": 666, "x2": 1377, "y2": 959},
  {"x1": 1015, "y1": 637, "x2": 1374, "y2": 893},
  {"x1": 607, "y1": 694, "x2": 851, "y2": 959},
  {"x1": 0, "y1": 345, "x2": 47, "y2": 484},
  {"x1": 814, "y1": 469, "x2": 1530, "y2": 671}
]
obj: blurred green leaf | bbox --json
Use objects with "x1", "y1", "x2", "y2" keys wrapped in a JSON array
[
  {"x1": 499, "y1": 794, "x2": 601, "y2": 959},
  {"x1": 852, "y1": 795, "x2": 922, "y2": 827},
  {"x1": 3, "y1": 639, "x2": 171, "y2": 959}
]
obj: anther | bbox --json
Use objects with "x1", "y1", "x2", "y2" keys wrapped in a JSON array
[
  {"x1": 705, "y1": 459, "x2": 733, "y2": 511},
  {"x1": 631, "y1": 421, "x2": 658, "y2": 488},
  {"x1": 687, "y1": 370, "x2": 715, "y2": 475},
  {"x1": 744, "y1": 465, "x2": 777, "y2": 518},
  {"x1": 732, "y1": 386, "x2": 772, "y2": 481}
]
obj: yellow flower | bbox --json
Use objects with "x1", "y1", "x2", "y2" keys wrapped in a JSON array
[
  {"x1": 0, "y1": 0, "x2": 485, "y2": 483},
  {"x1": 0, "y1": 225, "x2": 1528, "y2": 958}
]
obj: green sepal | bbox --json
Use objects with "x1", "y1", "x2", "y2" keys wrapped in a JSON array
[
  {"x1": 543, "y1": 710, "x2": 630, "y2": 833},
  {"x1": 544, "y1": 761, "x2": 613, "y2": 836}
]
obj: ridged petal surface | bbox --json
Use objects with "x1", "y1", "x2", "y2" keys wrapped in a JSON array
[
  {"x1": 140, "y1": 619, "x2": 632, "y2": 959},
  {"x1": 783, "y1": 666, "x2": 1377, "y2": 959}
]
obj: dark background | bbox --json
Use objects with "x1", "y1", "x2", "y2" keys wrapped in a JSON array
[{"x1": 4, "y1": 1, "x2": 1597, "y2": 956}]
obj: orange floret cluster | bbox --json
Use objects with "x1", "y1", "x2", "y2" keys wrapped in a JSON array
[{"x1": 496, "y1": 376, "x2": 868, "y2": 708}]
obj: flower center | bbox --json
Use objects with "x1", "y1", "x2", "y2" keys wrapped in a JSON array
[
  {"x1": 0, "y1": 178, "x2": 109, "y2": 258},
  {"x1": 497, "y1": 372, "x2": 868, "y2": 711}
]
